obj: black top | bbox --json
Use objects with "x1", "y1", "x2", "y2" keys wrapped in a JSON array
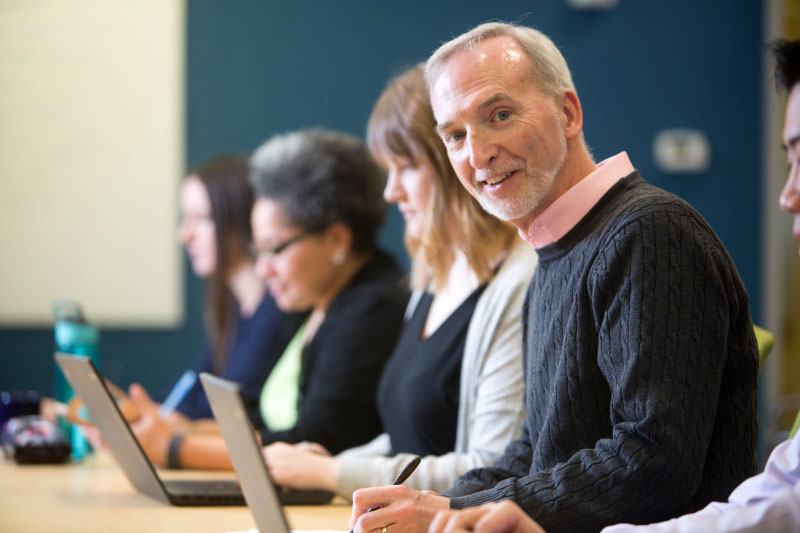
[
  {"x1": 176, "y1": 293, "x2": 283, "y2": 420},
  {"x1": 248, "y1": 249, "x2": 409, "y2": 455},
  {"x1": 377, "y1": 285, "x2": 485, "y2": 457},
  {"x1": 448, "y1": 172, "x2": 759, "y2": 532}
]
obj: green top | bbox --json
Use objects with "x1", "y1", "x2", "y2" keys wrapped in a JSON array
[
  {"x1": 753, "y1": 325, "x2": 774, "y2": 369},
  {"x1": 791, "y1": 409, "x2": 800, "y2": 440},
  {"x1": 259, "y1": 318, "x2": 308, "y2": 431}
]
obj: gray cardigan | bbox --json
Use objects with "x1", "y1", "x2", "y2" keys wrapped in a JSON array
[{"x1": 336, "y1": 240, "x2": 537, "y2": 498}]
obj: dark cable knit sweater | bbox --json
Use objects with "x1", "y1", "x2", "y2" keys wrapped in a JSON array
[{"x1": 447, "y1": 173, "x2": 759, "y2": 532}]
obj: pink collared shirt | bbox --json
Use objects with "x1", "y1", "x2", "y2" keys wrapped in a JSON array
[{"x1": 521, "y1": 152, "x2": 635, "y2": 249}]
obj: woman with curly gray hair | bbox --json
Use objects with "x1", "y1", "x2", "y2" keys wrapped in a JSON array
[{"x1": 247, "y1": 129, "x2": 407, "y2": 455}]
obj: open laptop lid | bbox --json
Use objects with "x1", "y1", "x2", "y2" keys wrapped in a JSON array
[
  {"x1": 54, "y1": 353, "x2": 170, "y2": 504},
  {"x1": 200, "y1": 372, "x2": 290, "y2": 532}
]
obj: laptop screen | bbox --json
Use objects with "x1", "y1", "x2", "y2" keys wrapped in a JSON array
[
  {"x1": 200, "y1": 372, "x2": 291, "y2": 532},
  {"x1": 54, "y1": 353, "x2": 170, "y2": 504}
]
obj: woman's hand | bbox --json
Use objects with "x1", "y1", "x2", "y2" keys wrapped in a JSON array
[
  {"x1": 262, "y1": 441, "x2": 338, "y2": 492},
  {"x1": 128, "y1": 383, "x2": 176, "y2": 466},
  {"x1": 162, "y1": 409, "x2": 194, "y2": 434}
]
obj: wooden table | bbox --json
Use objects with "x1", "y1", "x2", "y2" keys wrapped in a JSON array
[{"x1": 0, "y1": 452, "x2": 352, "y2": 532}]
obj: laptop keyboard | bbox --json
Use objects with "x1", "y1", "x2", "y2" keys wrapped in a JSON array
[{"x1": 165, "y1": 479, "x2": 240, "y2": 494}]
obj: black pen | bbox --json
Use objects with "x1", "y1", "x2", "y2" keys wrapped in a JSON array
[
  {"x1": 350, "y1": 455, "x2": 422, "y2": 533},
  {"x1": 388, "y1": 454, "x2": 422, "y2": 487}
]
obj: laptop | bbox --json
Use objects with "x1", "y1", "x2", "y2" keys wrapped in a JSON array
[
  {"x1": 54, "y1": 353, "x2": 244, "y2": 506},
  {"x1": 199, "y1": 373, "x2": 339, "y2": 532}
]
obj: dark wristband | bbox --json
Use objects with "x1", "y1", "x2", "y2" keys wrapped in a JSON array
[{"x1": 166, "y1": 434, "x2": 184, "y2": 469}]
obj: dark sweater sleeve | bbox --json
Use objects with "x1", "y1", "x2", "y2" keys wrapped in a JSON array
[
  {"x1": 445, "y1": 422, "x2": 535, "y2": 497},
  {"x1": 258, "y1": 283, "x2": 406, "y2": 455},
  {"x1": 450, "y1": 211, "x2": 757, "y2": 531}
]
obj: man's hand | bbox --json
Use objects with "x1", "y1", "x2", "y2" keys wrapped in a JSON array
[
  {"x1": 128, "y1": 383, "x2": 175, "y2": 466},
  {"x1": 350, "y1": 485, "x2": 450, "y2": 533},
  {"x1": 428, "y1": 501, "x2": 545, "y2": 533},
  {"x1": 262, "y1": 441, "x2": 337, "y2": 491}
]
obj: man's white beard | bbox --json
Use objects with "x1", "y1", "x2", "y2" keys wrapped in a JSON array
[{"x1": 479, "y1": 132, "x2": 567, "y2": 222}]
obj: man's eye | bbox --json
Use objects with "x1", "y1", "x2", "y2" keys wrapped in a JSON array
[
  {"x1": 495, "y1": 110, "x2": 511, "y2": 121},
  {"x1": 447, "y1": 131, "x2": 465, "y2": 143}
]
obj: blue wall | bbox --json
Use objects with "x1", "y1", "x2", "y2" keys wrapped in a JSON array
[{"x1": 0, "y1": 1, "x2": 763, "y2": 398}]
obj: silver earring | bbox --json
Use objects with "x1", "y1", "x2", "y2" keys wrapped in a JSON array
[{"x1": 333, "y1": 248, "x2": 346, "y2": 265}]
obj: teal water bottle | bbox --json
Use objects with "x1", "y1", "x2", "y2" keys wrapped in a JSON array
[{"x1": 53, "y1": 301, "x2": 100, "y2": 461}]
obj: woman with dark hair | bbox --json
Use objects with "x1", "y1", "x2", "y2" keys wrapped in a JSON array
[
  {"x1": 262, "y1": 65, "x2": 536, "y2": 497},
  {"x1": 129, "y1": 130, "x2": 408, "y2": 469},
  {"x1": 123, "y1": 155, "x2": 283, "y2": 464},
  {"x1": 166, "y1": 155, "x2": 283, "y2": 419}
]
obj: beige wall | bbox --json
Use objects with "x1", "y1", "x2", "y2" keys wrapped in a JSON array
[{"x1": 0, "y1": 0, "x2": 185, "y2": 326}]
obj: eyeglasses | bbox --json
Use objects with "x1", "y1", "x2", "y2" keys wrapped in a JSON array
[{"x1": 249, "y1": 230, "x2": 314, "y2": 260}]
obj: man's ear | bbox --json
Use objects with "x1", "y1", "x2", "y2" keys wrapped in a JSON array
[{"x1": 560, "y1": 89, "x2": 584, "y2": 141}]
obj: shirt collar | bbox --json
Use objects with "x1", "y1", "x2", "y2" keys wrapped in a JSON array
[{"x1": 521, "y1": 152, "x2": 634, "y2": 248}]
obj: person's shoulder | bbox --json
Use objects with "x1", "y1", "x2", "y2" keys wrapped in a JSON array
[
  {"x1": 494, "y1": 239, "x2": 538, "y2": 283},
  {"x1": 314, "y1": 251, "x2": 408, "y2": 355},
  {"x1": 583, "y1": 173, "x2": 743, "y2": 284},
  {"x1": 483, "y1": 239, "x2": 537, "y2": 301},
  {"x1": 331, "y1": 249, "x2": 409, "y2": 314},
  {"x1": 613, "y1": 172, "x2": 697, "y2": 217},
  {"x1": 599, "y1": 172, "x2": 716, "y2": 238},
  {"x1": 247, "y1": 292, "x2": 283, "y2": 325}
]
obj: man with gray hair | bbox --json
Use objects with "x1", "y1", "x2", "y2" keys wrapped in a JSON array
[{"x1": 349, "y1": 22, "x2": 759, "y2": 533}]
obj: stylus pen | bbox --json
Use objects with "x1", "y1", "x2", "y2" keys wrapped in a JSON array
[
  {"x1": 349, "y1": 455, "x2": 422, "y2": 533},
  {"x1": 158, "y1": 370, "x2": 197, "y2": 419}
]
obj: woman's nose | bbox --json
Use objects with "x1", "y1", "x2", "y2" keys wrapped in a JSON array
[{"x1": 383, "y1": 171, "x2": 405, "y2": 203}]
